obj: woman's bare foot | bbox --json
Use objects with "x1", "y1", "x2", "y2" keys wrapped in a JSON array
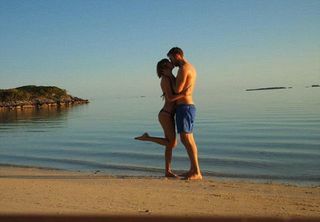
[
  {"x1": 134, "y1": 132, "x2": 149, "y2": 141},
  {"x1": 165, "y1": 171, "x2": 179, "y2": 178}
]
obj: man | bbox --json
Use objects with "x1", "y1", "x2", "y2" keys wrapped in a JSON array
[{"x1": 167, "y1": 47, "x2": 202, "y2": 180}]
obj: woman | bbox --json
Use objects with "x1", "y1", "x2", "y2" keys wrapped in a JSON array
[{"x1": 135, "y1": 59, "x2": 189, "y2": 178}]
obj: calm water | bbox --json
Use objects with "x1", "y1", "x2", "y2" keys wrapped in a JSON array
[{"x1": 0, "y1": 88, "x2": 319, "y2": 185}]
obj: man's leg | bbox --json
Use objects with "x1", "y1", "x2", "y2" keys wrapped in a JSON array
[
  {"x1": 180, "y1": 132, "x2": 202, "y2": 180},
  {"x1": 180, "y1": 132, "x2": 194, "y2": 175}
]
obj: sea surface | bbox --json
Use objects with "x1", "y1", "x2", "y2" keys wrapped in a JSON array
[{"x1": 0, "y1": 88, "x2": 319, "y2": 186}]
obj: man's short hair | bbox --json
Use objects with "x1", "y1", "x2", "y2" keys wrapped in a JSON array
[{"x1": 167, "y1": 47, "x2": 184, "y2": 57}]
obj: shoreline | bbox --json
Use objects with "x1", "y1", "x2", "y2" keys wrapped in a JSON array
[
  {"x1": 0, "y1": 163, "x2": 318, "y2": 188},
  {"x1": 0, "y1": 165, "x2": 319, "y2": 217}
]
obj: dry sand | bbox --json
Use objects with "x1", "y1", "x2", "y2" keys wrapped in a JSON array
[{"x1": 0, "y1": 166, "x2": 319, "y2": 219}]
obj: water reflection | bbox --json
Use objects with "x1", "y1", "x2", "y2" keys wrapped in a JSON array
[
  {"x1": 0, "y1": 107, "x2": 70, "y2": 123},
  {"x1": 0, "y1": 105, "x2": 90, "y2": 133}
]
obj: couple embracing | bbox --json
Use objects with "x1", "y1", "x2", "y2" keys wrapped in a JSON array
[{"x1": 135, "y1": 47, "x2": 202, "y2": 180}]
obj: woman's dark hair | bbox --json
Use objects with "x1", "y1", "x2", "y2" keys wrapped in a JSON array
[{"x1": 156, "y1": 58, "x2": 171, "y2": 78}]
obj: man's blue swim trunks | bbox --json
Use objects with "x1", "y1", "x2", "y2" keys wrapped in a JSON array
[{"x1": 176, "y1": 104, "x2": 196, "y2": 134}]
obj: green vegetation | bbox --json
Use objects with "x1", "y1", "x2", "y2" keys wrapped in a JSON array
[{"x1": 0, "y1": 85, "x2": 68, "y2": 103}]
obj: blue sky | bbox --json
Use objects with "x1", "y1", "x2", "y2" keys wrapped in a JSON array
[{"x1": 0, "y1": 0, "x2": 319, "y2": 98}]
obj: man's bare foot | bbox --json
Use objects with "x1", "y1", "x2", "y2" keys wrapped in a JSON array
[
  {"x1": 186, "y1": 173, "x2": 203, "y2": 180},
  {"x1": 165, "y1": 171, "x2": 179, "y2": 178},
  {"x1": 134, "y1": 132, "x2": 149, "y2": 141}
]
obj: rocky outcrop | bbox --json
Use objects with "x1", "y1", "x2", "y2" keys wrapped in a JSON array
[{"x1": 0, "y1": 85, "x2": 88, "y2": 110}]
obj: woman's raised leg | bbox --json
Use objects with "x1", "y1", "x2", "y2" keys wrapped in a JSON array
[{"x1": 134, "y1": 132, "x2": 170, "y2": 146}]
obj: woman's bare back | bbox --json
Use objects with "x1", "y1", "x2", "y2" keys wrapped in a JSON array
[{"x1": 160, "y1": 75, "x2": 176, "y2": 114}]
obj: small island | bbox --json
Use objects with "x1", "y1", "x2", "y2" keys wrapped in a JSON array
[
  {"x1": 306, "y1": 84, "x2": 320, "y2": 88},
  {"x1": 0, "y1": 85, "x2": 89, "y2": 111},
  {"x1": 246, "y1": 87, "x2": 288, "y2": 91}
]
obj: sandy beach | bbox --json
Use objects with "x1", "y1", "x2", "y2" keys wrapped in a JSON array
[{"x1": 0, "y1": 165, "x2": 319, "y2": 221}]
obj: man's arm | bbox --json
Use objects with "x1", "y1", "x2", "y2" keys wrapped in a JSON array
[
  {"x1": 161, "y1": 79, "x2": 188, "y2": 102},
  {"x1": 174, "y1": 67, "x2": 188, "y2": 94}
]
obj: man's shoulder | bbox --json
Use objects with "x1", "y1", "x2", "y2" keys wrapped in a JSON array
[{"x1": 180, "y1": 63, "x2": 196, "y2": 75}]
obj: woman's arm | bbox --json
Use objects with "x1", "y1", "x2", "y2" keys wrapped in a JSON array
[{"x1": 161, "y1": 78, "x2": 189, "y2": 102}]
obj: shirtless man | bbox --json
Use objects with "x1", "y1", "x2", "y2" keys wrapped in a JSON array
[{"x1": 167, "y1": 47, "x2": 202, "y2": 180}]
